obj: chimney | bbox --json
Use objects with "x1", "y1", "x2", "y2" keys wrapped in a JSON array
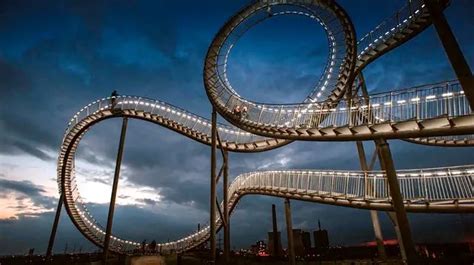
[{"x1": 272, "y1": 204, "x2": 279, "y2": 256}]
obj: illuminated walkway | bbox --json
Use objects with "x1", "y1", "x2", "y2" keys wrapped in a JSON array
[
  {"x1": 55, "y1": 0, "x2": 473, "y2": 255},
  {"x1": 57, "y1": 93, "x2": 474, "y2": 253}
]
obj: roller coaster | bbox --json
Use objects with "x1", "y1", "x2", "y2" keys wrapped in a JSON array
[{"x1": 51, "y1": 0, "x2": 473, "y2": 263}]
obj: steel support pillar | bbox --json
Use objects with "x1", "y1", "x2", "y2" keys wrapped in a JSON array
[
  {"x1": 376, "y1": 139, "x2": 417, "y2": 265},
  {"x1": 369, "y1": 210, "x2": 386, "y2": 259},
  {"x1": 356, "y1": 142, "x2": 387, "y2": 260},
  {"x1": 284, "y1": 199, "x2": 295, "y2": 265},
  {"x1": 210, "y1": 109, "x2": 217, "y2": 263},
  {"x1": 103, "y1": 117, "x2": 128, "y2": 264},
  {"x1": 223, "y1": 150, "x2": 230, "y2": 263},
  {"x1": 388, "y1": 212, "x2": 407, "y2": 261},
  {"x1": 426, "y1": 0, "x2": 474, "y2": 109},
  {"x1": 46, "y1": 194, "x2": 63, "y2": 259}
]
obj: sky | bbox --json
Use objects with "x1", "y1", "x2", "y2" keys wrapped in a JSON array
[{"x1": 0, "y1": 0, "x2": 474, "y2": 255}]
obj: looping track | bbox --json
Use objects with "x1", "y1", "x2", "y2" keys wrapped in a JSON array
[{"x1": 57, "y1": 0, "x2": 473, "y2": 254}]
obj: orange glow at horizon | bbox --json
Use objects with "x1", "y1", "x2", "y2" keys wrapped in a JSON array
[{"x1": 0, "y1": 192, "x2": 53, "y2": 220}]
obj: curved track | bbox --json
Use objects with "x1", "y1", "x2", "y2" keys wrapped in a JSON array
[{"x1": 57, "y1": 0, "x2": 473, "y2": 255}]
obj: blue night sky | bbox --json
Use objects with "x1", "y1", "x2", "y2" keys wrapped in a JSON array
[{"x1": 0, "y1": 0, "x2": 473, "y2": 255}]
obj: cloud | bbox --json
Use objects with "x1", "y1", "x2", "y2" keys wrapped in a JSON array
[
  {"x1": 0, "y1": 178, "x2": 56, "y2": 220},
  {"x1": 0, "y1": 178, "x2": 45, "y2": 195},
  {"x1": 11, "y1": 140, "x2": 53, "y2": 161},
  {"x1": 136, "y1": 198, "x2": 159, "y2": 206}
]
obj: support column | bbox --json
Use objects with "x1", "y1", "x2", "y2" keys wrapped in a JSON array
[
  {"x1": 210, "y1": 109, "x2": 217, "y2": 263},
  {"x1": 376, "y1": 139, "x2": 417, "y2": 265},
  {"x1": 388, "y1": 212, "x2": 407, "y2": 261},
  {"x1": 103, "y1": 117, "x2": 128, "y2": 264},
  {"x1": 426, "y1": 0, "x2": 474, "y2": 109},
  {"x1": 223, "y1": 150, "x2": 230, "y2": 263},
  {"x1": 356, "y1": 142, "x2": 387, "y2": 260},
  {"x1": 284, "y1": 199, "x2": 295, "y2": 265},
  {"x1": 46, "y1": 194, "x2": 64, "y2": 259},
  {"x1": 369, "y1": 210, "x2": 386, "y2": 259}
]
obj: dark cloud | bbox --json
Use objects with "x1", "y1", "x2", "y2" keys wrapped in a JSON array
[
  {"x1": 0, "y1": 113, "x2": 57, "y2": 161},
  {"x1": 11, "y1": 140, "x2": 53, "y2": 161},
  {"x1": 136, "y1": 198, "x2": 159, "y2": 206},
  {"x1": 0, "y1": 178, "x2": 45, "y2": 195}
]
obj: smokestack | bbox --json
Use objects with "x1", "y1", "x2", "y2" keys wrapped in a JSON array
[{"x1": 272, "y1": 204, "x2": 279, "y2": 256}]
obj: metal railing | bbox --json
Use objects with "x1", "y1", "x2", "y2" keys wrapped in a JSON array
[
  {"x1": 233, "y1": 165, "x2": 474, "y2": 202},
  {"x1": 410, "y1": 134, "x2": 474, "y2": 144},
  {"x1": 63, "y1": 163, "x2": 474, "y2": 253},
  {"x1": 61, "y1": 80, "x2": 471, "y2": 147},
  {"x1": 62, "y1": 96, "x2": 269, "y2": 145},
  {"x1": 217, "y1": 80, "x2": 470, "y2": 130},
  {"x1": 155, "y1": 164, "x2": 474, "y2": 252},
  {"x1": 357, "y1": 0, "x2": 426, "y2": 58}
]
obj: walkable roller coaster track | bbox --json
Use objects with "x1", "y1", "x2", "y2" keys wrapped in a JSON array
[{"x1": 56, "y1": 0, "x2": 473, "y2": 254}]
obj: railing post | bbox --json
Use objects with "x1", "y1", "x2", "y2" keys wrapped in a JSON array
[
  {"x1": 306, "y1": 173, "x2": 311, "y2": 193},
  {"x1": 257, "y1": 106, "x2": 265, "y2": 124},
  {"x1": 332, "y1": 173, "x2": 337, "y2": 195},
  {"x1": 423, "y1": 171, "x2": 429, "y2": 201},
  {"x1": 344, "y1": 173, "x2": 349, "y2": 197},
  {"x1": 389, "y1": 92, "x2": 393, "y2": 122},
  {"x1": 348, "y1": 99, "x2": 353, "y2": 127},
  {"x1": 374, "y1": 174, "x2": 377, "y2": 198},
  {"x1": 364, "y1": 172, "x2": 368, "y2": 198},
  {"x1": 103, "y1": 117, "x2": 128, "y2": 264}
]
